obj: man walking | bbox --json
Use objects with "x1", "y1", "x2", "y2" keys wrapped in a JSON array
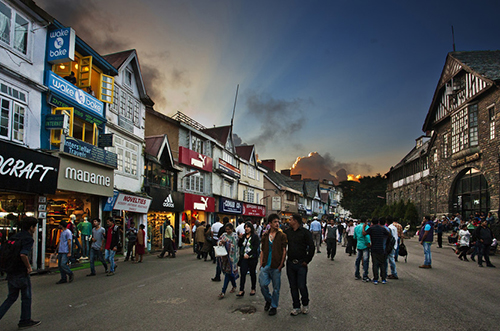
[
  {"x1": 419, "y1": 216, "x2": 434, "y2": 269},
  {"x1": 56, "y1": 220, "x2": 74, "y2": 284},
  {"x1": 259, "y1": 214, "x2": 287, "y2": 316},
  {"x1": 104, "y1": 218, "x2": 120, "y2": 276},
  {"x1": 354, "y1": 217, "x2": 371, "y2": 282},
  {"x1": 285, "y1": 214, "x2": 315, "y2": 316},
  {"x1": 363, "y1": 217, "x2": 390, "y2": 284},
  {"x1": 475, "y1": 220, "x2": 496, "y2": 268},
  {"x1": 87, "y1": 218, "x2": 108, "y2": 276},
  {"x1": 0, "y1": 217, "x2": 41, "y2": 329},
  {"x1": 386, "y1": 217, "x2": 399, "y2": 279},
  {"x1": 324, "y1": 217, "x2": 337, "y2": 260},
  {"x1": 124, "y1": 221, "x2": 138, "y2": 262},
  {"x1": 310, "y1": 216, "x2": 322, "y2": 253},
  {"x1": 195, "y1": 221, "x2": 206, "y2": 260},
  {"x1": 157, "y1": 220, "x2": 175, "y2": 259}
]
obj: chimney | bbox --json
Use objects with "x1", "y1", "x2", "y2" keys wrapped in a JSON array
[
  {"x1": 281, "y1": 169, "x2": 291, "y2": 177},
  {"x1": 291, "y1": 174, "x2": 302, "y2": 180},
  {"x1": 260, "y1": 159, "x2": 276, "y2": 172}
]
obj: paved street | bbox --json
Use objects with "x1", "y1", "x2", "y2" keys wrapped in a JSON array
[{"x1": 1, "y1": 238, "x2": 499, "y2": 331}]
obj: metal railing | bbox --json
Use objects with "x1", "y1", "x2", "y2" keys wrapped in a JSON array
[{"x1": 171, "y1": 111, "x2": 206, "y2": 131}]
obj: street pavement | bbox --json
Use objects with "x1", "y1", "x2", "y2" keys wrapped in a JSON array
[{"x1": 1, "y1": 237, "x2": 500, "y2": 331}]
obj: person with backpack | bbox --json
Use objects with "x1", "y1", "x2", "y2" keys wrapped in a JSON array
[
  {"x1": 124, "y1": 221, "x2": 138, "y2": 262},
  {"x1": 385, "y1": 217, "x2": 399, "y2": 280},
  {"x1": 0, "y1": 217, "x2": 41, "y2": 329},
  {"x1": 324, "y1": 217, "x2": 338, "y2": 261},
  {"x1": 104, "y1": 218, "x2": 120, "y2": 276}
]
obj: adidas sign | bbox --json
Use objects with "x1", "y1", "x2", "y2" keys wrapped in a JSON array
[{"x1": 163, "y1": 194, "x2": 175, "y2": 208}]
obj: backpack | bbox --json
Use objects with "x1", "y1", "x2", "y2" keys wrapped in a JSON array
[
  {"x1": 385, "y1": 232, "x2": 396, "y2": 256},
  {"x1": 0, "y1": 234, "x2": 23, "y2": 273},
  {"x1": 398, "y1": 242, "x2": 408, "y2": 262}
]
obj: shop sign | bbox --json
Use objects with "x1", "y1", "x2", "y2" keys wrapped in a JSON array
[
  {"x1": 219, "y1": 197, "x2": 242, "y2": 214},
  {"x1": 217, "y1": 159, "x2": 240, "y2": 178},
  {"x1": 272, "y1": 196, "x2": 281, "y2": 210},
  {"x1": 58, "y1": 155, "x2": 114, "y2": 196},
  {"x1": 178, "y1": 146, "x2": 212, "y2": 172},
  {"x1": 103, "y1": 190, "x2": 119, "y2": 212},
  {"x1": 184, "y1": 193, "x2": 215, "y2": 212},
  {"x1": 0, "y1": 140, "x2": 59, "y2": 194},
  {"x1": 46, "y1": 71, "x2": 104, "y2": 117},
  {"x1": 98, "y1": 133, "x2": 113, "y2": 148},
  {"x1": 242, "y1": 203, "x2": 266, "y2": 217},
  {"x1": 61, "y1": 136, "x2": 117, "y2": 168},
  {"x1": 451, "y1": 152, "x2": 480, "y2": 168},
  {"x1": 149, "y1": 187, "x2": 184, "y2": 212},
  {"x1": 45, "y1": 114, "x2": 69, "y2": 130},
  {"x1": 48, "y1": 94, "x2": 105, "y2": 127},
  {"x1": 114, "y1": 193, "x2": 152, "y2": 213},
  {"x1": 47, "y1": 27, "x2": 75, "y2": 64}
]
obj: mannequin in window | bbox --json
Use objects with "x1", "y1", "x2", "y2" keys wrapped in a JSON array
[{"x1": 63, "y1": 71, "x2": 77, "y2": 85}]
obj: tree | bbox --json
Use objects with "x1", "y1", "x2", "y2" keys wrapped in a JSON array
[
  {"x1": 338, "y1": 174, "x2": 387, "y2": 219},
  {"x1": 404, "y1": 202, "x2": 419, "y2": 227},
  {"x1": 394, "y1": 200, "x2": 406, "y2": 220}
]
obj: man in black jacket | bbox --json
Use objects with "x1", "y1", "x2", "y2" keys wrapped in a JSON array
[
  {"x1": 285, "y1": 214, "x2": 315, "y2": 316},
  {"x1": 475, "y1": 220, "x2": 496, "y2": 268}
]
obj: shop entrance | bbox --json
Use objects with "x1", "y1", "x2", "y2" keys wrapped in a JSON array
[{"x1": 450, "y1": 168, "x2": 490, "y2": 219}]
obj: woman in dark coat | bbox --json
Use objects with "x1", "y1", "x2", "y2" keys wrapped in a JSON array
[{"x1": 236, "y1": 221, "x2": 260, "y2": 297}]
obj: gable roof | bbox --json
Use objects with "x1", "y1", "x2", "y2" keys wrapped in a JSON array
[
  {"x1": 145, "y1": 135, "x2": 181, "y2": 171},
  {"x1": 261, "y1": 164, "x2": 302, "y2": 195},
  {"x1": 304, "y1": 180, "x2": 320, "y2": 199},
  {"x1": 391, "y1": 138, "x2": 430, "y2": 171},
  {"x1": 102, "y1": 50, "x2": 135, "y2": 69},
  {"x1": 202, "y1": 125, "x2": 231, "y2": 145},
  {"x1": 236, "y1": 145, "x2": 254, "y2": 162}
]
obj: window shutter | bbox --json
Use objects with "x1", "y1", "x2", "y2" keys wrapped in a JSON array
[
  {"x1": 78, "y1": 56, "x2": 92, "y2": 88},
  {"x1": 50, "y1": 107, "x2": 74, "y2": 145},
  {"x1": 100, "y1": 74, "x2": 114, "y2": 104}
]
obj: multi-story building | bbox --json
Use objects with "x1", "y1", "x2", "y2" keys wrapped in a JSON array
[{"x1": 387, "y1": 51, "x2": 500, "y2": 219}]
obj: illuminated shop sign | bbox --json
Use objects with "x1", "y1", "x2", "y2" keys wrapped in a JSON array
[
  {"x1": 219, "y1": 197, "x2": 242, "y2": 214},
  {"x1": 47, "y1": 27, "x2": 75, "y2": 64},
  {"x1": 178, "y1": 146, "x2": 212, "y2": 172},
  {"x1": 217, "y1": 159, "x2": 240, "y2": 178},
  {"x1": 184, "y1": 193, "x2": 215, "y2": 212}
]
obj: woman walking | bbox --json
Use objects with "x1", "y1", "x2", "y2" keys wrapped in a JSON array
[
  {"x1": 217, "y1": 223, "x2": 239, "y2": 299},
  {"x1": 236, "y1": 221, "x2": 260, "y2": 297},
  {"x1": 134, "y1": 224, "x2": 146, "y2": 263},
  {"x1": 458, "y1": 224, "x2": 470, "y2": 262}
]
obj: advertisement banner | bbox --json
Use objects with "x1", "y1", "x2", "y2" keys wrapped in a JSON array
[
  {"x1": 149, "y1": 187, "x2": 184, "y2": 212},
  {"x1": 0, "y1": 140, "x2": 59, "y2": 194},
  {"x1": 178, "y1": 146, "x2": 212, "y2": 172},
  {"x1": 184, "y1": 193, "x2": 215, "y2": 212},
  {"x1": 242, "y1": 203, "x2": 266, "y2": 217},
  {"x1": 47, "y1": 27, "x2": 75, "y2": 64},
  {"x1": 114, "y1": 193, "x2": 152, "y2": 213},
  {"x1": 61, "y1": 136, "x2": 117, "y2": 168},
  {"x1": 103, "y1": 190, "x2": 119, "y2": 212},
  {"x1": 217, "y1": 159, "x2": 240, "y2": 178},
  {"x1": 219, "y1": 197, "x2": 242, "y2": 214}
]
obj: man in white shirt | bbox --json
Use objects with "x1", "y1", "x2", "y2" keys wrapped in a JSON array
[
  {"x1": 211, "y1": 217, "x2": 223, "y2": 241},
  {"x1": 235, "y1": 218, "x2": 246, "y2": 237},
  {"x1": 386, "y1": 217, "x2": 399, "y2": 280}
]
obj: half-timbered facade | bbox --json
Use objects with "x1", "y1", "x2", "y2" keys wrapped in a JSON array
[{"x1": 387, "y1": 51, "x2": 500, "y2": 219}]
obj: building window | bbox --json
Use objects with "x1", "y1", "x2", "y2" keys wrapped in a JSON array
[
  {"x1": 286, "y1": 192, "x2": 295, "y2": 202},
  {"x1": 111, "y1": 136, "x2": 138, "y2": 176},
  {"x1": 248, "y1": 166, "x2": 255, "y2": 179},
  {"x1": 184, "y1": 171, "x2": 204, "y2": 194},
  {"x1": 109, "y1": 85, "x2": 120, "y2": 114},
  {"x1": 223, "y1": 180, "x2": 232, "y2": 197},
  {"x1": 223, "y1": 151, "x2": 236, "y2": 166},
  {"x1": 442, "y1": 133, "x2": 449, "y2": 159},
  {"x1": 452, "y1": 104, "x2": 478, "y2": 154},
  {"x1": 191, "y1": 135, "x2": 204, "y2": 154},
  {"x1": 124, "y1": 69, "x2": 132, "y2": 88},
  {"x1": 245, "y1": 188, "x2": 254, "y2": 203},
  {"x1": 489, "y1": 105, "x2": 495, "y2": 140},
  {"x1": 0, "y1": 81, "x2": 27, "y2": 143},
  {"x1": 0, "y1": 2, "x2": 30, "y2": 56}
]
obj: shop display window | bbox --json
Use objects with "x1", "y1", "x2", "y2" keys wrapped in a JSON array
[{"x1": 147, "y1": 212, "x2": 175, "y2": 251}]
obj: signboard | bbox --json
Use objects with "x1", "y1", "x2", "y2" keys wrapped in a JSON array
[
  {"x1": 272, "y1": 196, "x2": 281, "y2": 210},
  {"x1": 48, "y1": 94, "x2": 105, "y2": 127},
  {"x1": 61, "y1": 136, "x2": 117, "y2": 168},
  {"x1": 178, "y1": 146, "x2": 212, "y2": 172},
  {"x1": 114, "y1": 193, "x2": 152, "y2": 213},
  {"x1": 47, "y1": 27, "x2": 75, "y2": 64},
  {"x1": 98, "y1": 133, "x2": 113, "y2": 148},
  {"x1": 217, "y1": 159, "x2": 241, "y2": 178},
  {"x1": 0, "y1": 140, "x2": 59, "y2": 194},
  {"x1": 149, "y1": 187, "x2": 184, "y2": 212},
  {"x1": 46, "y1": 71, "x2": 104, "y2": 117},
  {"x1": 242, "y1": 203, "x2": 266, "y2": 217},
  {"x1": 45, "y1": 114, "x2": 69, "y2": 130},
  {"x1": 451, "y1": 152, "x2": 480, "y2": 168},
  {"x1": 184, "y1": 193, "x2": 215, "y2": 212},
  {"x1": 219, "y1": 197, "x2": 242, "y2": 214},
  {"x1": 103, "y1": 190, "x2": 119, "y2": 212},
  {"x1": 57, "y1": 154, "x2": 114, "y2": 196}
]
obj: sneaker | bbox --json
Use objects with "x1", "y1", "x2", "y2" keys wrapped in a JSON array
[
  {"x1": 355, "y1": 275, "x2": 361, "y2": 280},
  {"x1": 301, "y1": 306, "x2": 309, "y2": 314},
  {"x1": 382, "y1": 280, "x2": 387, "y2": 284},
  {"x1": 363, "y1": 277, "x2": 371, "y2": 283},
  {"x1": 388, "y1": 275, "x2": 399, "y2": 280},
  {"x1": 55, "y1": 279, "x2": 67, "y2": 284},
  {"x1": 18, "y1": 319, "x2": 41, "y2": 329},
  {"x1": 268, "y1": 307, "x2": 277, "y2": 316},
  {"x1": 373, "y1": 280, "x2": 379, "y2": 285},
  {"x1": 471, "y1": 256, "x2": 476, "y2": 262},
  {"x1": 86, "y1": 273, "x2": 96, "y2": 277},
  {"x1": 211, "y1": 277, "x2": 221, "y2": 282},
  {"x1": 290, "y1": 308, "x2": 301, "y2": 316},
  {"x1": 478, "y1": 264, "x2": 484, "y2": 267},
  {"x1": 106, "y1": 272, "x2": 115, "y2": 276},
  {"x1": 264, "y1": 301, "x2": 271, "y2": 312},
  {"x1": 487, "y1": 264, "x2": 496, "y2": 268},
  {"x1": 69, "y1": 273, "x2": 74, "y2": 283}
]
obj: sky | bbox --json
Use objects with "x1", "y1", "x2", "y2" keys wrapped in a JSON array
[{"x1": 35, "y1": 0, "x2": 500, "y2": 182}]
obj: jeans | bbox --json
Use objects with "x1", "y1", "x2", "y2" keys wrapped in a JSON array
[
  {"x1": 286, "y1": 262, "x2": 309, "y2": 309},
  {"x1": 346, "y1": 236, "x2": 355, "y2": 254},
  {"x1": 423, "y1": 242, "x2": 432, "y2": 266},
  {"x1": 125, "y1": 240, "x2": 136, "y2": 261},
  {"x1": 159, "y1": 238, "x2": 175, "y2": 257},
  {"x1": 470, "y1": 242, "x2": 478, "y2": 259},
  {"x1": 371, "y1": 251, "x2": 386, "y2": 281},
  {"x1": 239, "y1": 258, "x2": 258, "y2": 291},
  {"x1": 326, "y1": 238, "x2": 337, "y2": 259},
  {"x1": 312, "y1": 231, "x2": 321, "y2": 252},
  {"x1": 437, "y1": 232, "x2": 443, "y2": 248},
  {"x1": 395, "y1": 238, "x2": 400, "y2": 262},
  {"x1": 105, "y1": 249, "x2": 116, "y2": 272},
  {"x1": 90, "y1": 248, "x2": 108, "y2": 274},
  {"x1": 477, "y1": 242, "x2": 492, "y2": 266},
  {"x1": 58, "y1": 253, "x2": 73, "y2": 281},
  {"x1": 222, "y1": 274, "x2": 237, "y2": 294},
  {"x1": 259, "y1": 265, "x2": 282, "y2": 308},
  {"x1": 385, "y1": 249, "x2": 397, "y2": 277},
  {"x1": 0, "y1": 274, "x2": 31, "y2": 322},
  {"x1": 81, "y1": 235, "x2": 90, "y2": 257},
  {"x1": 355, "y1": 248, "x2": 370, "y2": 278}
]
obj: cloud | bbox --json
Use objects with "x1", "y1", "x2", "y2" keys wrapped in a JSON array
[
  {"x1": 232, "y1": 133, "x2": 247, "y2": 146},
  {"x1": 291, "y1": 152, "x2": 372, "y2": 184},
  {"x1": 243, "y1": 90, "x2": 312, "y2": 149}
]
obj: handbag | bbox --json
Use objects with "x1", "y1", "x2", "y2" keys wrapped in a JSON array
[{"x1": 214, "y1": 245, "x2": 228, "y2": 257}]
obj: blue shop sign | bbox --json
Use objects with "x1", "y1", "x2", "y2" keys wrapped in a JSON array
[
  {"x1": 103, "y1": 190, "x2": 119, "y2": 211},
  {"x1": 46, "y1": 71, "x2": 104, "y2": 118},
  {"x1": 62, "y1": 135, "x2": 117, "y2": 168},
  {"x1": 47, "y1": 28, "x2": 75, "y2": 64},
  {"x1": 219, "y1": 197, "x2": 242, "y2": 214}
]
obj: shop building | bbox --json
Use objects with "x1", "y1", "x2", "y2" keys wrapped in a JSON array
[{"x1": 387, "y1": 51, "x2": 500, "y2": 219}]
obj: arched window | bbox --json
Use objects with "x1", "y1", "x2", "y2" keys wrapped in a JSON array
[{"x1": 450, "y1": 168, "x2": 489, "y2": 219}]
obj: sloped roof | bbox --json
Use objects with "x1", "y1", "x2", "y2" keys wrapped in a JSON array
[
  {"x1": 261, "y1": 164, "x2": 301, "y2": 194},
  {"x1": 145, "y1": 135, "x2": 180, "y2": 171},
  {"x1": 285, "y1": 180, "x2": 304, "y2": 193},
  {"x1": 320, "y1": 192, "x2": 329, "y2": 203},
  {"x1": 304, "y1": 181, "x2": 320, "y2": 199},
  {"x1": 236, "y1": 145, "x2": 254, "y2": 162},
  {"x1": 202, "y1": 125, "x2": 231, "y2": 145},
  {"x1": 145, "y1": 135, "x2": 163, "y2": 157},
  {"x1": 392, "y1": 139, "x2": 430, "y2": 170},
  {"x1": 452, "y1": 50, "x2": 500, "y2": 82},
  {"x1": 102, "y1": 50, "x2": 135, "y2": 70}
]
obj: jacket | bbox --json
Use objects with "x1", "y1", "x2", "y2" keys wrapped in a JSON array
[
  {"x1": 238, "y1": 233, "x2": 260, "y2": 260},
  {"x1": 261, "y1": 230, "x2": 287, "y2": 269}
]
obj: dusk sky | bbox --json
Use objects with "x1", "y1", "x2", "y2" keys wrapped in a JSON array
[{"x1": 36, "y1": 0, "x2": 500, "y2": 181}]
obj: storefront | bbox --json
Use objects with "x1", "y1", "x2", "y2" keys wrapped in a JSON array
[
  {"x1": 0, "y1": 140, "x2": 60, "y2": 271},
  {"x1": 217, "y1": 197, "x2": 243, "y2": 225},
  {"x1": 183, "y1": 193, "x2": 215, "y2": 243},
  {"x1": 147, "y1": 187, "x2": 184, "y2": 251},
  {"x1": 242, "y1": 203, "x2": 266, "y2": 225}
]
